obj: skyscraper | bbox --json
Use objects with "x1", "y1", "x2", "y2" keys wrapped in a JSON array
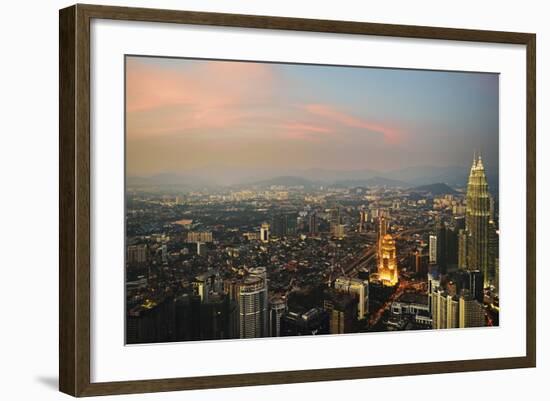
[
  {"x1": 187, "y1": 231, "x2": 213, "y2": 243},
  {"x1": 249, "y1": 267, "x2": 269, "y2": 336},
  {"x1": 260, "y1": 223, "x2": 270, "y2": 243},
  {"x1": 429, "y1": 235, "x2": 437, "y2": 264},
  {"x1": 199, "y1": 293, "x2": 239, "y2": 340},
  {"x1": 329, "y1": 207, "x2": 341, "y2": 237},
  {"x1": 465, "y1": 154, "x2": 491, "y2": 287},
  {"x1": 454, "y1": 269, "x2": 484, "y2": 303},
  {"x1": 333, "y1": 224, "x2": 346, "y2": 239},
  {"x1": 432, "y1": 289, "x2": 459, "y2": 330},
  {"x1": 459, "y1": 291, "x2": 485, "y2": 328},
  {"x1": 378, "y1": 215, "x2": 387, "y2": 239},
  {"x1": 323, "y1": 291, "x2": 357, "y2": 334},
  {"x1": 238, "y1": 273, "x2": 268, "y2": 338},
  {"x1": 358, "y1": 209, "x2": 367, "y2": 233},
  {"x1": 378, "y1": 233, "x2": 399, "y2": 286},
  {"x1": 193, "y1": 271, "x2": 220, "y2": 303},
  {"x1": 127, "y1": 244, "x2": 148, "y2": 264},
  {"x1": 269, "y1": 296, "x2": 286, "y2": 337},
  {"x1": 309, "y1": 213, "x2": 318, "y2": 235},
  {"x1": 431, "y1": 288, "x2": 447, "y2": 329},
  {"x1": 272, "y1": 214, "x2": 288, "y2": 237},
  {"x1": 196, "y1": 242, "x2": 206, "y2": 257},
  {"x1": 458, "y1": 229, "x2": 468, "y2": 270},
  {"x1": 334, "y1": 276, "x2": 369, "y2": 320},
  {"x1": 411, "y1": 249, "x2": 429, "y2": 276},
  {"x1": 427, "y1": 267, "x2": 441, "y2": 315},
  {"x1": 436, "y1": 220, "x2": 447, "y2": 271},
  {"x1": 445, "y1": 226, "x2": 459, "y2": 270}
]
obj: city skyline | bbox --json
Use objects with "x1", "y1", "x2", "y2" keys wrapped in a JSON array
[
  {"x1": 126, "y1": 56, "x2": 499, "y2": 178},
  {"x1": 125, "y1": 56, "x2": 499, "y2": 344},
  {"x1": 125, "y1": 157, "x2": 499, "y2": 343}
]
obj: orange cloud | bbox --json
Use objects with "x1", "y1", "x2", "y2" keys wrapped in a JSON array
[{"x1": 303, "y1": 103, "x2": 402, "y2": 144}]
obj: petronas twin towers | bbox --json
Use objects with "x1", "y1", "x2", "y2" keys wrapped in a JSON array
[{"x1": 464, "y1": 153, "x2": 494, "y2": 287}]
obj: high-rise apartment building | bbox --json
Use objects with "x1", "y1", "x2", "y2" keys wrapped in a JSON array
[
  {"x1": 187, "y1": 231, "x2": 213, "y2": 243},
  {"x1": 459, "y1": 291, "x2": 485, "y2": 328},
  {"x1": 324, "y1": 291, "x2": 357, "y2": 334},
  {"x1": 334, "y1": 276, "x2": 369, "y2": 320},
  {"x1": 329, "y1": 207, "x2": 341, "y2": 237},
  {"x1": 127, "y1": 244, "x2": 148, "y2": 264},
  {"x1": 269, "y1": 296, "x2": 286, "y2": 337},
  {"x1": 432, "y1": 289, "x2": 459, "y2": 330},
  {"x1": 238, "y1": 275, "x2": 268, "y2": 338},
  {"x1": 309, "y1": 213, "x2": 318, "y2": 235},
  {"x1": 429, "y1": 235, "x2": 438, "y2": 264},
  {"x1": 260, "y1": 223, "x2": 270, "y2": 243},
  {"x1": 358, "y1": 209, "x2": 367, "y2": 233}
]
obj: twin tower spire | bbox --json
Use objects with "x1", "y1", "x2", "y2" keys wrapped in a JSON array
[{"x1": 471, "y1": 150, "x2": 486, "y2": 172}]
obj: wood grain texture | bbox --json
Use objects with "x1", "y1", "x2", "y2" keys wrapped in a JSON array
[
  {"x1": 59, "y1": 5, "x2": 76, "y2": 396},
  {"x1": 525, "y1": 34, "x2": 536, "y2": 368},
  {"x1": 59, "y1": 3, "x2": 536, "y2": 397}
]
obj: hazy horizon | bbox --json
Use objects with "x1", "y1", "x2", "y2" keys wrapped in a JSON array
[{"x1": 126, "y1": 56, "x2": 499, "y2": 178}]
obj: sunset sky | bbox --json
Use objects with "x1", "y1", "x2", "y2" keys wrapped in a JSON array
[{"x1": 126, "y1": 56, "x2": 499, "y2": 179}]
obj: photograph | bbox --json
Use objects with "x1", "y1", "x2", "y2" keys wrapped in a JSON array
[
  {"x1": 124, "y1": 56, "x2": 500, "y2": 344},
  {"x1": 1, "y1": 0, "x2": 543, "y2": 399}
]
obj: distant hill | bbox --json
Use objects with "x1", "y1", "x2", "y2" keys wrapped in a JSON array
[
  {"x1": 297, "y1": 168, "x2": 379, "y2": 182},
  {"x1": 410, "y1": 182, "x2": 459, "y2": 195},
  {"x1": 365, "y1": 176, "x2": 409, "y2": 187},
  {"x1": 126, "y1": 173, "x2": 215, "y2": 188},
  {"x1": 251, "y1": 176, "x2": 317, "y2": 188},
  {"x1": 127, "y1": 164, "x2": 497, "y2": 193},
  {"x1": 333, "y1": 176, "x2": 409, "y2": 188}
]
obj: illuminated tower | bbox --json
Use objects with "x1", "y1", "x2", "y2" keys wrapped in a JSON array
[
  {"x1": 378, "y1": 234, "x2": 399, "y2": 286},
  {"x1": 378, "y1": 215, "x2": 387, "y2": 239},
  {"x1": 465, "y1": 153, "x2": 491, "y2": 286}
]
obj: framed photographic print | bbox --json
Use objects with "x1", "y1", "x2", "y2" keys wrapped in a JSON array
[{"x1": 59, "y1": 4, "x2": 536, "y2": 397}]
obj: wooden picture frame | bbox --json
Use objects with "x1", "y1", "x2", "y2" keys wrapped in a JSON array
[{"x1": 59, "y1": 3, "x2": 536, "y2": 397}]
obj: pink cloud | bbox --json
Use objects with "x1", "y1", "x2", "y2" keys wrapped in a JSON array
[
  {"x1": 281, "y1": 122, "x2": 334, "y2": 142},
  {"x1": 303, "y1": 103, "x2": 402, "y2": 144},
  {"x1": 126, "y1": 58, "x2": 275, "y2": 137},
  {"x1": 282, "y1": 123, "x2": 333, "y2": 134},
  {"x1": 125, "y1": 58, "x2": 405, "y2": 147}
]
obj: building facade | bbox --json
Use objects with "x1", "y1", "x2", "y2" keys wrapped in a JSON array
[
  {"x1": 334, "y1": 276, "x2": 369, "y2": 320},
  {"x1": 459, "y1": 292, "x2": 486, "y2": 328},
  {"x1": 238, "y1": 275, "x2": 268, "y2": 338},
  {"x1": 429, "y1": 235, "x2": 437, "y2": 264},
  {"x1": 260, "y1": 223, "x2": 270, "y2": 243}
]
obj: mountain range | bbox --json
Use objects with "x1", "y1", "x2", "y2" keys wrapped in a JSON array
[{"x1": 127, "y1": 164, "x2": 498, "y2": 192}]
